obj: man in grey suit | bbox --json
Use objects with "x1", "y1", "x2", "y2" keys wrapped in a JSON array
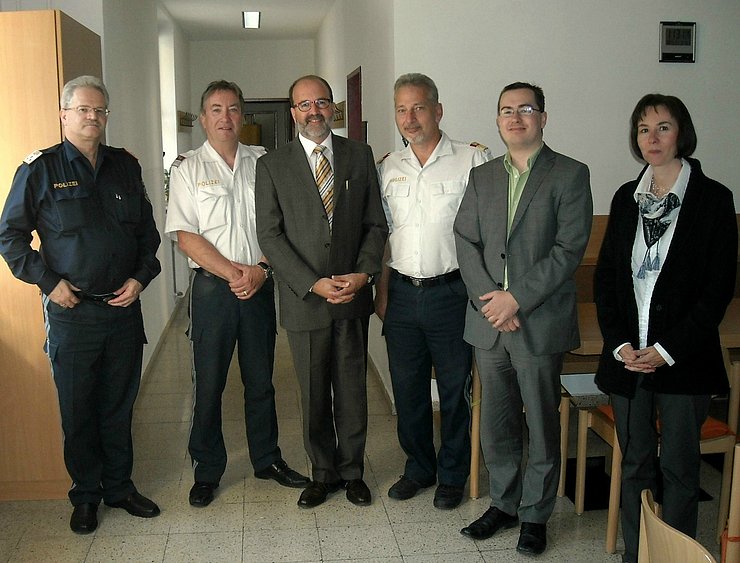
[
  {"x1": 255, "y1": 75, "x2": 388, "y2": 509},
  {"x1": 454, "y1": 82, "x2": 592, "y2": 555}
]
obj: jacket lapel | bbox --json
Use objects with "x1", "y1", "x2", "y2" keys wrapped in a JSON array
[
  {"x1": 331, "y1": 134, "x2": 349, "y2": 210},
  {"x1": 509, "y1": 144, "x2": 555, "y2": 235},
  {"x1": 287, "y1": 138, "x2": 323, "y2": 203}
]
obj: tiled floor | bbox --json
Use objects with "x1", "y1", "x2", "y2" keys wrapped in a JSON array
[{"x1": 0, "y1": 301, "x2": 725, "y2": 562}]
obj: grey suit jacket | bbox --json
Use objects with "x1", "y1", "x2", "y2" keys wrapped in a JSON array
[
  {"x1": 255, "y1": 134, "x2": 388, "y2": 331},
  {"x1": 454, "y1": 144, "x2": 593, "y2": 355}
]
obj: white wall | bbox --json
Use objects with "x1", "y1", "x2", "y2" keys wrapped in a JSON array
[
  {"x1": 393, "y1": 0, "x2": 740, "y2": 214},
  {"x1": 316, "y1": 0, "x2": 396, "y2": 157},
  {"x1": 188, "y1": 38, "x2": 315, "y2": 147},
  {"x1": 158, "y1": 5, "x2": 192, "y2": 299},
  {"x1": 102, "y1": 0, "x2": 172, "y2": 367}
]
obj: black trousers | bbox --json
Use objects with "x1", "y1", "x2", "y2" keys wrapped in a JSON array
[
  {"x1": 188, "y1": 271, "x2": 280, "y2": 484},
  {"x1": 44, "y1": 297, "x2": 145, "y2": 506},
  {"x1": 383, "y1": 274, "x2": 471, "y2": 487},
  {"x1": 611, "y1": 382, "x2": 710, "y2": 563},
  {"x1": 287, "y1": 316, "x2": 369, "y2": 483}
]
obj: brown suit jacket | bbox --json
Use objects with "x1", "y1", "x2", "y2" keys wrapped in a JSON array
[{"x1": 255, "y1": 134, "x2": 388, "y2": 331}]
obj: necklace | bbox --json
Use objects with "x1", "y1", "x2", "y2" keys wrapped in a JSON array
[{"x1": 649, "y1": 176, "x2": 670, "y2": 198}]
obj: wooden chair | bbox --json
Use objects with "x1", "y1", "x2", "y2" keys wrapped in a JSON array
[
  {"x1": 468, "y1": 352, "x2": 599, "y2": 499},
  {"x1": 577, "y1": 349, "x2": 740, "y2": 553},
  {"x1": 638, "y1": 489, "x2": 717, "y2": 563},
  {"x1": 725, "y1": 443, "x2": 740, "y2": 563}
]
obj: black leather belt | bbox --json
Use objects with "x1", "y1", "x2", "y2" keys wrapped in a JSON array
[
  {"x1": 393, "y1": 269, "x2": 461, "y2": 288},
  {"x1": 194, "y1": 268, "x2": 216, "y2": 279},
  {"x1": 74, "y1": 291, "x2": 116, "y2": 303}
]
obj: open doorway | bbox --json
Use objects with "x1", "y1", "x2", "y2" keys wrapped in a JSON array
[{"x1": 242, "y1": 99, "x2": 293, "y2": 150}]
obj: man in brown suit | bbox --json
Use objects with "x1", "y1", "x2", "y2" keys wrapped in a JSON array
[{"x1": 255, "y1": 75, "x2": 387, "y2": 508}]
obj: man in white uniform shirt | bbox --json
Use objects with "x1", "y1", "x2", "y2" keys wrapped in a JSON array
[
  {"x1": 165, "y1": 80, "x2": 308, "y2": 508},
  {"x1": 375, "y1": 73, "x2": 492, "y2": 510}
]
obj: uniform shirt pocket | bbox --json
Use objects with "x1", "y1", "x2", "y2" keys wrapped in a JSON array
[
  {"x1": 52, "y1": 185, "x2": 93, "y2": 232},
  {"x1": 429, "y1": 180, "x2": 466, "y2": 222},
  {"x1": 195, "y1": 184, "x2": 231, "y2": 233},
  {"x1": 113, "y1": 190, "x2": 142, "y2": 223},
  {"x1": 383, "y1": 182, "x2": 411, "y2": 224}
]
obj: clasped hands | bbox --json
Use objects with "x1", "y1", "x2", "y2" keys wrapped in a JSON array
[
  {"x1": 312, "y1": 273, "x2": 368, "y2": 304},
  {"x1": 50, "y1": 277, "x2": 143, "y2": 308},
  {"x1": 617, "y1": 344, "x2": 666, "y2": 373},
  {"x1": 480, "y1": 289, "x2": 521, "y2": 333},
  {"x1": 228, "y1": 260, "x2": 266, "y2": 300}
]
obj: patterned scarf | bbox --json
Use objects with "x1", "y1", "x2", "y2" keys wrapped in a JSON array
[{"x1": 635, "y1": 190, "x2": 681, "y2": 279}]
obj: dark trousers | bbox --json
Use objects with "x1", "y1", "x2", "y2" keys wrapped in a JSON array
[
  {"x1": 44, "y1": 297, "x2": 144, "y2": 506},
  {"x1": 188, "y1": 271, "x2": 279, "y2": 484},
  {"x1": 383, "y1": 274, "x2": 471, "y2": 487},
  {"x1": 611, "y1": 383, "x2": 710, "y2": 563},
  {"x1": 287, "y1": 317, "x2": 369, "y2": 483}
]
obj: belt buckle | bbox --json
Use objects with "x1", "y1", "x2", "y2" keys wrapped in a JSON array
[{"x1": 410, "y1": 277, "x2": 423, "y2": 287}]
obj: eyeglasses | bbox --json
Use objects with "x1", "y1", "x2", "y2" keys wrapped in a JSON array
[
  {"x1": 498, "y1": 105, "x2": 542, "y2": 118},
  {"x1": 63, "y1": 106, "x2": 110, "y2": 117},
  {"x1": 292, "y1": 98, "x2": 332, "y2": 112}
]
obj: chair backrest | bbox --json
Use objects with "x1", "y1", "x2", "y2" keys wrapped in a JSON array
[{"x1": 638, "y1": 489, "x2": 717, "y2": 563}]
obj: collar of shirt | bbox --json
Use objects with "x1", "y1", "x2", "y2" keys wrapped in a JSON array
[
  {"x1": 62, "y1": 138, "x2": 106, "y2": 175},
  {"x1": 399, "y1": 130, "x2": 452, "y2": 168},
  {"x1": 632, "y1": 158, "x2": 691, "y2": 204},
  {"x1": 502, "y1": 142, "x2": 544, "y2": 177},
  {"x1": 202, "y1": 139, "x2": 246, "y2": 173},
  {"x1": 298, "y1": 133, "x2": 334, "y2": 170}
]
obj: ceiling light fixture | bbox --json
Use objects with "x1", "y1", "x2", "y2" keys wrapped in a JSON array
[{"x1": 242, "y1": 11, "x2": 260, "y2": 29}]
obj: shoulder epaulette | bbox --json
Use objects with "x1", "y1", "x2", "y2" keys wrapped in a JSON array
[
  {"x1": 23, "y1": 150, "x2": 43, "y2": 165},
  {"x1": 170, "y1": 154, "x2": 186, "y2": 168},
  {"x1": 376, "y1": 152, "x2": 391, "y2": 165},
  {"x1": 470, "y1": 142, "x2": 488, "y2": 151}
]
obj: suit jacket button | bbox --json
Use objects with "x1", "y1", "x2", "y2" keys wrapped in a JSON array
[
  {"x1": 500, "y1": 253, "x2": 505, "y2": 259},
  {"x1": 497, "y1": 282, "x2": 503, "y2": 288},
  {"x1": 324, "y1": 243, "x2": 330, "y2": 248}
]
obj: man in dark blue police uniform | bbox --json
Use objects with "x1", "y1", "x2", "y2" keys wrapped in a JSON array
[{"x1": 0, "y1": 76, "x2": 162, "y2": 534}]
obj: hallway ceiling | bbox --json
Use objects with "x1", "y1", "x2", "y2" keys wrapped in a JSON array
[{"x1": 160, "y1": 0, "x2": 335, "y2": 41}]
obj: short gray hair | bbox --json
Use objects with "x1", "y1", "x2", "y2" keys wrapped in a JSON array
[
  {"x1": 393, "y1": 73, "x2": 439, "y2": 104},
  {"x1": 60, "y1": 75, "x2": 109, "y2": 109}
]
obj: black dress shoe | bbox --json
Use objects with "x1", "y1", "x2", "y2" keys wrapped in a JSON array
[
  {"x1": 297, "y1": 481, "x2": 341, "y2": 508},
  {"x1": 387, "y1": 475, "x2": 433, "y2": 500},
  {"x1": 517, "y1": 522, "x2": 547, "y2": 555},
  {"x1": 255, "y1": 460, "x2": 310, "y2": 488},
  {"x1": 460, "y1": 506, "x2": 518, "y2": 540},
  {"x1": 105, "y1": 492, "x2": 160, "y2": 518},
  {"x1": 189, "y1": 482, "x2": 218, "y2": 507},
  {"x1": 70, "y1": 503, "x2": 98, "y2": 534},
  {"x1": 433, "y1": 484, "x2": 464, "y2": 510},
  {"x1": 345, "y1": 479, "x2": 372, "y2": 506}
]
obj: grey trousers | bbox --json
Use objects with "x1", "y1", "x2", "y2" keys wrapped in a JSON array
[
  {"x1": 475, "y1": 333, "x2": 563, "y2": 523},
  {"x1": 611, "y1": 383, "x2": 710, "y2": 563}
]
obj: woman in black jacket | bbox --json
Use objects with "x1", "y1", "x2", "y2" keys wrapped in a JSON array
[{"x1": 594, "y1": 93, "x2": 737, "y2": 563}]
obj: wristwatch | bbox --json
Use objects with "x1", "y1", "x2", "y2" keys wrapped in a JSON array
[
  {"x1": 366, "y1": 273, "x2": 375, "y2": 286},
  {"x1": 257, "y1": 261, "x2": 273, "y2": 279}
]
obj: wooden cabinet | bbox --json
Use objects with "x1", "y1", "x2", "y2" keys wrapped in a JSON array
[{"x1": 0, "y1": 10, "x2": 101, "y2": 500}]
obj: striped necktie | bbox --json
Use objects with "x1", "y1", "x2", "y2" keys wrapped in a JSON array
[{"x1": 313, "y1": 144, "x2": 334, "y2": 229}]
